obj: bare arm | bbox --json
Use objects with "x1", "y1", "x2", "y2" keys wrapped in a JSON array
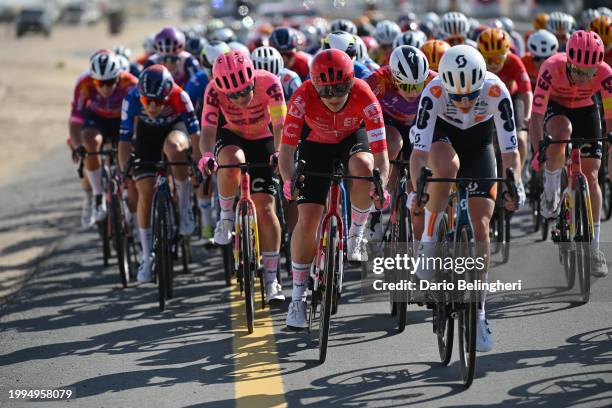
[
  {"x1": 528, "y1": 112, "x2": 545, "y2": 153},
  {"x1": 118, "y1": 141, "x2": 132, "y2": 172},
  {"x1": 199, "y1": 126, "x2": 217, "y2": 156}
]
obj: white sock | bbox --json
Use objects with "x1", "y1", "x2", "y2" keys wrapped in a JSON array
[
  {"x1": 263, "y1": 251, "x2": 280, "y2": 284},
  {"x1": 85, "y1": 167, "x2": 104, "y2": 196},
  {"x1": 198, "y1": 197, "x2": 213, "y2": 227},
  {"x1": 422, "y1": 208, "x2": 443, "y2": 243},
  {"x1": 479, "y1": 273, "x2": 487, "y2": 320},
  {"x1": 593, "y1": 222, "x2": 601, "y2": 254},
  {"x1": 349, "y1": 204, "x2": 372, "y2": 237},
  {"x1": 543, "y1": 168, "x2": 561, "y2": 200},
  {"x1": 175, "y1": 178, "x2": 191, "y2": 210},
  {"x1": 139, "y1": 228, "x2": 152, "y2": 259},
  {"x1": 219, "y1": 194, "x2": 235, "y2": 221},
  {"x1": 291, "y1": 262, "x2": 311, "y2": 301}
]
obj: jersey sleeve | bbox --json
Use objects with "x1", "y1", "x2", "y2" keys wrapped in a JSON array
[
  {"x1": 510, "y1": 55, "x2": 532, "y2": 94},
  {"x1": 357, "y1": 81, "x2": 386, "y2": 153},
  {"x1": 281, "y1": 85, "x2": 307, "y2": 146},
  {"x1": 365, "y1": 68, "x2": 386, "y2": 99},
  {"x1": 264, "y1": 74, "x2": 287, "y2": 128},
  {"x1": 70, "y1": 77, "x2": 89, "y2": 124},
  {"x1": 409, "y1": 81, "x2": 443, "y2": 152},
  {"x1": 286, "y1": 72, "x2": 302, "y2": 100},
  {"x1": 119, "y1": 90, "x2": 139, "y2": 142},
  {"x1": 598, "y1": 64, "x2": 612, "y2": 120},
  {"x1": 531, "y1": 59, "x2": 555, "y2": 116},
  {"x1": 201, "y1": 85, "x2": 221, "y2": 129},
  {"x1": 177, "y1": 89, "x2": 200, "y2": 135},
  {"x1": 487, "y1": 80, "x2": 519, "y2": 153}
]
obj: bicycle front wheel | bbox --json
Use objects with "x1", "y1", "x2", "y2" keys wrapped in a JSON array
[
  {"x1": 154, "y1": 196, "x2": 171, "y2": 311},
  {"x1": 241, "y1": 203, "x2": 255, "y2": 334},
  {"x1": 456, "y1": 226, "x2": 477, "y2": 388},
  {"x1": 574, "y1": 175, "x2": 592, "y2": 304},
  {"x1": 319, "y1": 218, "x2": 338, "y2": 364},
  {"x1": 110, "y1": 192, "x2": 129, "y2": 288}
]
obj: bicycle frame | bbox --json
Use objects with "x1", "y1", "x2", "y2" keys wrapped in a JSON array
[
  {"x1": 233, "y1": 168, "x2": 261, "y2": 272},
  {"x1": 562, "y1": 147, "x2": 594, "y2": 241},
  {"x1": 151, "y1": 170, "x2": 176, "y2": 250}
]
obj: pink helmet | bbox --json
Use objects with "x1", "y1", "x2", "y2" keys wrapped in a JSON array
[
  {"x1": 567, "y1": 30, "x2": 605, "y2": 68},
  {"x1": 212, "y1": 50, "x2": 254, "y2": 93}
]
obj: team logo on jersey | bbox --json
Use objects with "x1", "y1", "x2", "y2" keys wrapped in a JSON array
[
  {"x1": 603, "y1": 75, "x2": 612, "y2": 93},
  {"x1": 416, "y1": 97, "x2": 433, "y2": 129},
  {"x1": 288, "y1": 95, "x2": 305, "y2": 118},
  {"x1": 363, "y1": 102, "x2": 382, "y2": 123},
  {"x1": 498, "y1": 98, "x2": 515, "y2": 132},
  {"x1": 488, "y1": 85, "x2": 501, "y2": 98},
  {"x1": 429, "y1": 86, "x2": 442, "y2": 98}
]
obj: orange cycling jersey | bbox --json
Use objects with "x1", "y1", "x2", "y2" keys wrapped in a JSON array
[
  {"x1": 201, "y1": 70, "x2": 287, "y2": 140},
  {"x1": 282, "y1": 79, "x2": 387, "y2": 154},
  {"x1": 532, "y1": 53, "x2": 612, "y2": 119},
  {"x1": 70, "y1": 71, "x2": 138, "y2": 124},
  {"x1": 496, "y1": 52, "x2": 531, "y2": 95},
  {"x1": 521, "y1": 53, "x2": 541, "y2": 90}
]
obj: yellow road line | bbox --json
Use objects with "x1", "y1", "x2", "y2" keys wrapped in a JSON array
[{"x1": 230, "y1": 276, "x2": 287, "y2": 408}]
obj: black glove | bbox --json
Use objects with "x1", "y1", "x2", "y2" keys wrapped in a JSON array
[{"x1": 76, "y1": 145, "x2": 87, "y2": 158}]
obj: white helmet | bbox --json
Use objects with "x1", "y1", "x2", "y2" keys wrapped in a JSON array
[
  {"x1": 322, "y1": 31, "x2": 357, "y2": 59},
  {"x1": 499, "y1": 17, "x2": 515, "y2": 32},
  {"x1": 115, "y1": 55, "x2": 130, "y2": 72},
  {"x1": 228, "y1": 41, "x2": 250, "y2": 55},
  {"x1": 547, "y1": 12, "x2": 574, "y2": 35},
  {"x1": 354, "y1": 35, "x2": 369, "y2": 62},
  {"x1": 251, "y1": 46, "x2": 284, "y2": 76},
  {"x1": 375, "y1": 20, "x2": 401, "y2": 46},
  {"x1": 330, "y1": 18, "x2": 357, "y2": 35},
  {"x1": 438, "y1": 45, "x2": 486, "y2": 94},
  {"x1": 113, "y1": 45, "x2": 132, "y2": 61},
  {"x1": 90, "y1": 51, "x2": 121, "y2": 80},
  {"x1": 143, "y1": 35, "x2": 155, "y2": 54},
  {"x1": 441, "y1": 12, "x2": 469, "y2": 37},
  {"x1": 422, "y1": 12, "x2": 440, "y2": 27},
  {"x1": 598, "y1": 7, "x2": 612, "y2": 17},
  {"x1": 393, "y1": 30, "x2": 427, "y2": 48},
  {"x1": 389, "y1": 46, "x2": 429, "y2": 85},
  {"x1": 581, "y1": 8, "x2": 600, "y2": 27},
  {"x1": 527, "y1": 29, "x2": 559, "y2": 58}
]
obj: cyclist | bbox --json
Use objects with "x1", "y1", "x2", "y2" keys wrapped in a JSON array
[
  {"x1": 322, "y1": 31, "x2": 372, "y2": 79},
  {"x1": 420, "y1": 39, "x2": 450, "y2": 72},
  {"x1": 113, "y1": 45, "x2": 141, "y2": 77},
  {"x1": 70, "y1": 50, "x2": 138, "y2": 224},
  {"x1": 371, "y1": 20, "x2": 401, "y2": 65},
  {"x1": 529, "y1": 30, "x2": 612, "y2": 277},
  {"x1": 478, "y1": 28, "x2": 533, "y2": 173},
  {"x1": 522, "y1": 30, "x2": 559, "y2": 90},
  {"x1": 198, "y1": 50, "x2": 287, "y2": 303},
  {"x1": 278, "y1": 49, "x2": 389, "y2": 329},
  {"x1": 546, "y1": 11, "x2": 575, "y2": 52},
  {"x1": 145, "y1": 26, "x2": 200, "y2": 88},
  {"x1": 366, "y1": 46, "x2": 436, "y2": 241},
  {"x1": 581, "y1": 9, "x2": 601, "y2": 30},
  {"x1": 268, "y1": 27, "x2": 312, "y2": 81},
  {"x1": 118, "y1": 65, "x2": 200, "y2": 282},
  {"x1": 251, "y1": 46, "x2": 302, "y2": 100},
  {"x1": 393, "y1": 30, "x2": 427, "y2": 50},
  {"x1": 439, "y1": 12, "x2": 476, "y2": 47},
  {"x1": 499, "y1": 17, "x2": 526, "y2": 57},
  {"x1": 409, "y1": 45, "x2": 525, "y2": 351},
  {"x1": 354, "y1": 35, "x2": 380, "y2": 72},
  {"x1": 330, "y1": 18, "x2": 358, "y2": 36},
  {"x1": 589, "y1": 15, "x2": 612, "y2": 65},
  {"x1": 136, "y1": 34, "x2": 155, "y2": 66}
]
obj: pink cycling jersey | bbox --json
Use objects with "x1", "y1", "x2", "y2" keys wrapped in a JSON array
[
  {"x1": 532, "y1": 53, "x2": 612, "y2": 119},
  {"x1": 201, "y1": 70, "x2": 287, "y2": 140}
]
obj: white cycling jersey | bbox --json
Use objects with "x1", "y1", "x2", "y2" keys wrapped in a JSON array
[{"x1": 410, "y1": 72, "x2": 518, "y2": 153}]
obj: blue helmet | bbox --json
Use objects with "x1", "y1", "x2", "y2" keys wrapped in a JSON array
[{"x1": 138, "y1": 65, "x2": 174, "y2": 100}]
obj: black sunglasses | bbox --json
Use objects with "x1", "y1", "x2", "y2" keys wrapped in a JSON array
[
  {"x1": 162, "y1": 55, "x2": 181, "y2": 63},
  {"x1": 94, "y1": 78, "x2": 118, "y2": 87},
  {"x1": 448, "y1": 89, "x2": 481, "y2": 102},
  {"x1": 316, "y1": 82, "x2": 353, "y2": 98},
  {"x1": 227, "y1": 83, "x2": 255, "y2": 99}
]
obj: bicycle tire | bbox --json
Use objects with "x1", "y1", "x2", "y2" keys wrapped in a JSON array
[
  {"x1": 319, "y1": 218, "x2": 338, "y2": 364},
  {"x1": 241, "y1": 203, "x2": 255, "y2": 334},
  {"x1": 181, "y1": 235, "x2": 191, "y2": 274},
  {"x1": 574, "y1": 176, "x2": 592, "y2": 304},
  {"x1": 436, "y1": 215, "x2": 453, "y2": 365},
  {"x1": 396, "y1": 194, "x2": 410, "y2": 333},
  {"x1": 111, "y1": 192, "x2": 129, "y2": 288},
  {"x1": 154, "y1": 196, "x2": 169, "y2": 311},
  {"x1": 222, "y1": 243, "x2": 234, "y2": 286},
  {"x1": 100, "y1": 214, "x2": 111, "y2": 267},
  {"x1": 457, "y1": 226, "x2": 476, "y2": 388},
  {"x1": 604, "y1": 179, "x2": 612, "y2": 221},
  {"x1": 503, "y1": 213, "x2": 511, "y2": 263}
]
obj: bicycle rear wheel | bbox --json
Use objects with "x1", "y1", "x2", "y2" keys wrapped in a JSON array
[
  {"x1": 110, "y1": 192, "x2": 129, "y2": 288},
  {"x1": 319, "y1": 218, "x2": 338, "y2": 364},
  {"x1": 603, "y1": 178, "x2": 612, "y2": 221},
  {"x1": 435, "y1": 215, "x2": 453, "y2": 365},
  {"x1": 222, "y1": 243, "x2": 234, "y2": 286},
  {"x1": 241, "y1": 203, "x2": 255, "y2": 334},
  {"x1": 99, "y1": 213, "x2": 111, "y2": 267},
  {"x1": 456, "y1": 226, "x2": 477, "y2": 388},
  {"x1": 503, "y1": 213, "x2": 511, "y2": 263},
  {"x1": 154, "y1": 196, "x2": 171, "y2": 311},
  {"x1": 574, "y1": 176, "x2": 592, "y2": 304}
]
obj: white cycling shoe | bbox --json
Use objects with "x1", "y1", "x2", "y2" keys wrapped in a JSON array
[
  {"x1": 179, "y1": 207, "x2": 195, "y2": 236},
  {"x1": 476, "y1": 318, "x2": 495, "y2": 352},
  {"x1": 266, "y1": 281, "x2": 285, "y2": 304},
  {"x1": 540, "y1": 189, "x2": 560, "y2": 219},
  {"x1": 347, "y1": 232, "x2": 368, "y2": 262},
  {"x1": 137, "y1": 256, "x2": 154, "y2": 283},
  {"x1": 92, "y1": 195, "x2": 107, "y2": 223},
  {"x1": 214, "y1": 219, "x2": 233, "y2": 245},
  {"x1": 81, "y1": 193, "x2": 94, "y2": 227},
  {"x1": 286, "y1": 300, "x2": 308, "y2": 329},
  {"x1": 414, "y1": 242, "x2": 438, "y2": 281}
]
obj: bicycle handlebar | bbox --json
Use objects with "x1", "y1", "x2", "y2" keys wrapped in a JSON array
[
  {"x1": 122, "y1": 152, "x2": 202, "y2": 185},
  {"x1": 537, "y1": 134, "x2": 612, "y2": 164}
]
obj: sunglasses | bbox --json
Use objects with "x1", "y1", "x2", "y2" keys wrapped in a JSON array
[
  {"x1": 567, "y1": 64, "x2": 597, "y2": 78},
  {"x1": 94, "y1": 78, "x2": 118, "y2": 88},
  {"x1": 315, "y1": 82, "x2": 353, "y2": 98},
  {"x1": 140, "y1": 95, "x2": 168, "y2": 106},
  {"x1": 448, "y1": 89, "x2": 481, "y2": 102},
  {"x1": 396, "y1": 81, "x2": 425, "y2": 93},
  {"x1": 485, "y1": 55, "x2": 507, "y2": 65},
  {"x1": 162, "y1": 55, "x2": 181, "y2": 63},
  {"x1": 227, "y1": 83, "x2": 254, "y2": 99}
]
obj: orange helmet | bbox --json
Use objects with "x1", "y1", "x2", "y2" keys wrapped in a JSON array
[
  {"x1": 533, "y1": 13, "x2": 549, "y2": 30},
  {"x1": 590, "y1": 15, "x2": 612, "y2": 47},
  {"x1": 420, "y1": 39, "x2": 450, "y2": 71},
  {"x1": 477, "y1": 28, "x2": 511, "y2": 57}
]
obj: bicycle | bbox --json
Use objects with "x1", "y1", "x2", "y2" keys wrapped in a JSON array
[
  {"x1": 124, "y1": 153, "x2": 201, "y2": 311},
  {"x1": 204, "y1": 160, "x2": 272, "y2": 334},
  {"x1": 79, "y1": 147, "x2": 136, "y2": 287},
  {"x1": 537, "y1": 135, "x2": 609, "y2": 304},
  {"x1": 292, "y1": 159, "x2": 384, "y2": 364},
  {"x1": 415, "y1": 166, "x2": 517, "y2": 388}
]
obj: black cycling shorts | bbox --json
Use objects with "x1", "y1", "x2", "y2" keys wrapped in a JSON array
[
  {"x1": 214, "y1": 128, "x2": 278, "y2": 196},
  {"x1": 133, "y1": 121, "x2": 187, "y2": 181},
  {"x1": 544, "y1": 100, "x2": 602, "y2": 160},
  {"x1": 297, "y1": 127, "x2": 371, "y2": 205},
  {"x1": 432, "y1": 118, "x2": 498, "y2": 201},
  {"x1": 83, "y1": 109, "x2": 120, "y2": 145},
  {"x1": 384, "y1": 115, "x2": 412, "y2": 160}
]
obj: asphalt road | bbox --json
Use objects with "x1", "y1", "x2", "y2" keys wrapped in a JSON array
[{"x1": 1, "y1": 147, "x2": 612, "y2": 407}]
